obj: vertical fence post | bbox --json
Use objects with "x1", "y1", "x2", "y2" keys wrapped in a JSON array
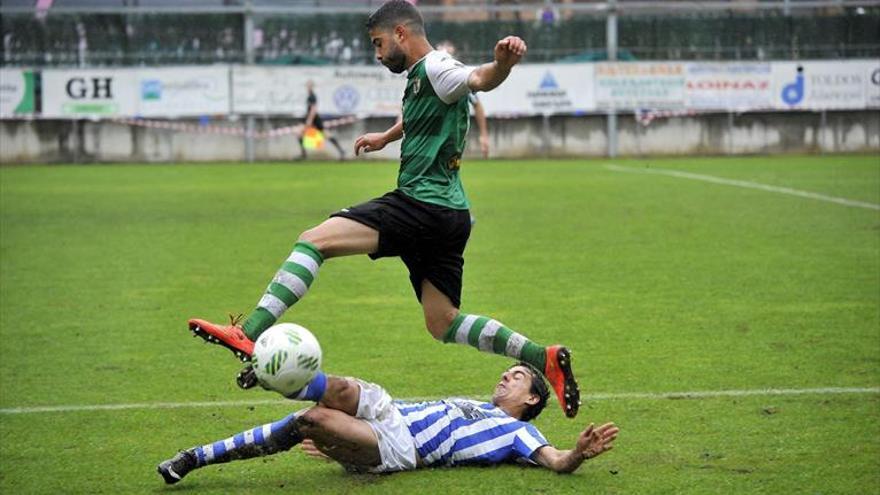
[
  {"x1": 542, "y1": 113, "x2": 551, "y2": 157},
  {"x1": 606, "y1": 0, "x2": 619, "y2": 158},
  {"x1": 244, "y1": 0, "x2": 256, "y2": 163},
  {"x1": 727, "y1": 111, "x2": 735, "y2": 155}
]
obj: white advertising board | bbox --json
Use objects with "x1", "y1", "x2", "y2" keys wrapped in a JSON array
[
  {"x1": 595, "y1": 62, "x2": 685, "y2": 110},
  {"x1": 137, "y1": 66, "x2": 230, "y2": 117},
  {"x1": 771, "y1": 60, "x2": 872, "y2": 110},
  {"x1": 0, "y1": 69, "x2": 35, "y2": 118},
  {"x1": 232, "y1": 65, "x2": 405, "y2": 117},
  {"x1": 324, "y1": 67, "x2": 407, "y2": 117},
  {"x1": 43, "y1": 69, "x2": 139, "y2": 118},
  {"x1": 865, "y1": 61, "x2": 880, "y2": 108},
  {"x1": 232, "y1": 66, "x2": 305, "y2": 115},
  {"x1": 685, "y1": 63, "x2": 773, "y2": 110},
  {"x1": 478, "y1": 63, "x2": 595, "y2": 116},
  {"x1": 30, "y1": 60, "x2": 880, "y2": 120}
]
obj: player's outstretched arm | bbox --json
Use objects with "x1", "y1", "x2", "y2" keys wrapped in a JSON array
[
  {"x1": 354, "y1": 119, "x2": 404, "y2": 156},
  {"x1": 467, "y1": 36, "x2": 527, "y2": 93},
  {"x1": 533, "y1": 422, "x2": 619, "y2": 474}
]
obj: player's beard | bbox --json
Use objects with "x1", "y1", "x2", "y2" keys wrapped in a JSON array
[{"x1": 382, "y1": 43, "x2": 407, "y2": 74}]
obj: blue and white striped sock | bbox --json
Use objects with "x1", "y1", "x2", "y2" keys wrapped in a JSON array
[
  {"x1": 192, "y1": 412, "x2": 302, "y2": 466},
  {"x1": 287, "y1": 371, "x2": 327, "y2": 402}
]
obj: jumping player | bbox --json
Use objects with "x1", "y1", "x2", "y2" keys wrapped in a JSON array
[{"x1": 187, "y1": 0, "x2": 581, "y2": 418}]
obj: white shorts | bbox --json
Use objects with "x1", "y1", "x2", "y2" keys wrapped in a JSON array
[{"x1": 346, "y1": 378, "x2": 417, "y2": 474}]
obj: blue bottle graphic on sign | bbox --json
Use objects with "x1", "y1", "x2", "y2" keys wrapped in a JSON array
[{"x1": 781, "y1": 66, "x2": 805, "y2": 106}]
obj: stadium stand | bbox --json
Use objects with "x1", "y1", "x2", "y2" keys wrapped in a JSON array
[{"x1": 2, "y1": 3, "x2": 877, "y2": 67}]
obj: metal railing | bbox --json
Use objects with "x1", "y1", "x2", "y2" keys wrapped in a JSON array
[{"x1": 2, "y1": 2, "x2": 878, "y2": 68}]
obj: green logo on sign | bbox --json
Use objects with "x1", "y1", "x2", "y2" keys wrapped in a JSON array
[
  {"x1": 14, "y1": 71, "x2": 35, "y2": 114},
  {"x1": 62, "y1": 102, "x2": 119, "y2": 115}
]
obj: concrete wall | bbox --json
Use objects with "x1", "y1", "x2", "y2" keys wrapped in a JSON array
[{"x1": 1, "y1": 111, "x2": 877, "y2": 163}]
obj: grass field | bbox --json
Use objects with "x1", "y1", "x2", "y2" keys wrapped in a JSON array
[{"x1": 1, "y1": 155, "x2": 878, "y2": 494}]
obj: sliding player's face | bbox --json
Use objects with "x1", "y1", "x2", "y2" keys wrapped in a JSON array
[
  {"x1": 492, "y1": 365, "x2": 536, "y2": 405},
  {"x1": 370, "y1": 28, "x2": 407, "y2": 74}
]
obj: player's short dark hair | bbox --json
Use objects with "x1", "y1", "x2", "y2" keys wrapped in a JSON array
[
  {"x1": 513, "y1": 362, "x2": 550, "y2": 422},
  {"x1": 365, "y1": 0, "x2": 425, "y2": 35}
]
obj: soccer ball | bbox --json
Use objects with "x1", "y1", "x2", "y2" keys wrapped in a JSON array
[{"x1": 252, "y1": 323, "x2": 322, "y2": 397}]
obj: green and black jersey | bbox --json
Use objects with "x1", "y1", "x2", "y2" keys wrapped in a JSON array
[{"x1": 398, "y1": 50, "x2": 475, "y2": 210}]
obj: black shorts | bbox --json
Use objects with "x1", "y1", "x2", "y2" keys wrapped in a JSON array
[{"x1": 330, "y1": 190, "x2": 471, "y2": 308}]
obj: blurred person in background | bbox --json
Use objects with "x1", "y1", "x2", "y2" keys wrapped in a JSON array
[{"x1": 297, "y1": 80, "x2": 346, "y2": 161}]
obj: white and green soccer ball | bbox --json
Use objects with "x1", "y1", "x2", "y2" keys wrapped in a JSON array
[{"x1": 252, "y1": 323, "x2": 322, "y2": 397}]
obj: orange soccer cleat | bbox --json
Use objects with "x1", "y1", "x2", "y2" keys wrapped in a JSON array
[
  {"x1": 544, "y1": 345, "x2": 581, "y2": 418},
  {"x1": 187, "y1": 315, "x2": 254, "y2": 361}
]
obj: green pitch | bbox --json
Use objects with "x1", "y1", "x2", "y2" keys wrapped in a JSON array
[{"x1": 1, "y1": 155, "x2": 878, "y2": 494}]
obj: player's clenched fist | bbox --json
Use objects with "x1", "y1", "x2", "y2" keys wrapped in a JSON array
[{"x1": 494, "y1": 36, "x2": 527, "y2": 69}]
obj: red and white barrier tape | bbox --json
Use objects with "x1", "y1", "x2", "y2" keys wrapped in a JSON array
[
  {"x1": 112, "y1": 115, "x2": 359, "y2": 139},
  {"x1": 634, "y1": 109, "x2": 699, "y2": 126}
]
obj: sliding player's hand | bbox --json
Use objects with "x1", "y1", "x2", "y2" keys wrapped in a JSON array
[
  {"x1": 354, "y1": 132, "x2": 388, "y2": 156},
  {"x1": 494, "y1": 36, "x2": 527, "y2": 70},
  {"x1": 575, "y1": 422, "x2": 619, "y2": 460}
]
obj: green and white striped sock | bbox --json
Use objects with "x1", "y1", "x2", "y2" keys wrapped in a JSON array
[
  {"x1": 242, "y1": 241, "x2": 323, "y2": 341},
  {"x1": 442, "y1": 314, "x2": 547, "y2": 371}
]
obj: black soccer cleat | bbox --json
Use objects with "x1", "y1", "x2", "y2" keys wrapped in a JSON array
[
  {"x1": 236, "y1": 364, "x2": 260, "y2": 390},
  {"x1": 157, "y1": 450, "x2": 198, "y2": 485}
]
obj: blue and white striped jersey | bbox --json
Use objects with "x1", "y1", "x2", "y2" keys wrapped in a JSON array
[{"x1": 395, "y1": 398, "x2": 549, "y2": 467}]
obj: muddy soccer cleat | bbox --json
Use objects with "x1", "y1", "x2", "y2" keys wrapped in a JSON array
[
  {"x1": 188, "y1": 315, "x2": 254, "y2": 361},
  {"x1": 544, "y1": 345, "x2": 581, "y2": 418},
  {"x1": 236, "y1": 364, "x2": 260, "y2": 390},
  {"x1": 157, "y1": 450, "x2": 198, "y2": 485}
]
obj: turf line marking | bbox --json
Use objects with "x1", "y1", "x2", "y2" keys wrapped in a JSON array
[
  {"x1": 604, "y1": 164, "x2": 880, "y2": 211},
  {"x1": 1, "y1": 387, "x2": 877, "y2": 415},
  {"x1": 585, "y1": 386, "x2": 880, "y2": 401}
]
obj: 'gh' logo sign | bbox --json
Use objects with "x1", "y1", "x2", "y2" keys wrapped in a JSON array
[{"x1": 66, "y1": 77, "x2": 113, "y2": 99}]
